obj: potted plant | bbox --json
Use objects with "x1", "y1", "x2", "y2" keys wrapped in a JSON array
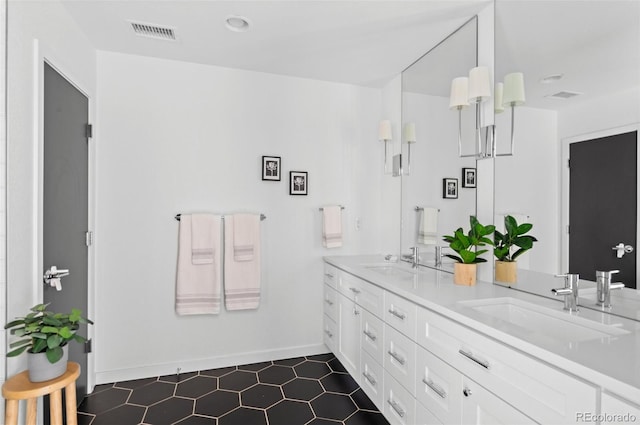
[
  {"x1": 493, "y1": 215, "x2": 538, "y2": 283},
  {"x1": 5, "y1": 303, "x2": 93, "y2": 382},
  {"x1": 443, "y1": 216, "x2": 495, "y2": 285}
]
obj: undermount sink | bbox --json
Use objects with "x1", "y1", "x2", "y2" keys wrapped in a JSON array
[
  {"x1": 458, "y1": 297, "x2": 629, "y2": 343},
  {"x1": 365, "y1": 264, "x2": 417, "y2": 280}
]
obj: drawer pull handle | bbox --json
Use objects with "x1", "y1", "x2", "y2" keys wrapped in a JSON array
[
  {"x1": 463, "y1": 387, "x2": 472, "y2": 397},
  {"x1": 423, "y1": 378, "x2": 447, "y2": 399},
  {"x1": 325, "y1": 273, "x2": 334, "y2": 278},
  {"x1": 387, "y1": 399, "x2": 405, "y2": 418},
  {"x1": 388, "y1": 308, "x2": 406, "y2": 320},
  {"x1": 388, "y1": 350, "x2": 406, "y2": 365},
  {"x1": 324, "y1": 299, "x2": 334, "y2": 306},
  {"x1": 324, "y1": 330, "x2": 333, "y2": 338},
  {"x1": 363, "y1": 330, "x2": 377, "y2": 341},
  {"x1": 349, "y1": 287, "x2": 361, "y2": 294},
  {"x1": 362, "y1": 371, "x2": 377, "y2": 386},
  {"x1": 459, "y1": 349, "x2": 490, "y2": 369}
]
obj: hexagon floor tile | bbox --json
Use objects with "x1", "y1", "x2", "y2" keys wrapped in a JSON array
[{"x1": 77, "y1": 353, "x2": 389, "y2": 425}]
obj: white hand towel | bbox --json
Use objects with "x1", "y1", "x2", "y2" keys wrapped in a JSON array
[
  {"x1": 418, "y1": 207, "x2": 438, "y2": 245},
  {"x1": 191, "y1": 213, "x2": 216, "y2": 264},
  {"x1": 233, "y1": 213, "x2": 259, "y2": 262},
  {"x1": 322, "y1": 206, "x2": 343, "y2": 248},
  {"x1": 225, "y1": 215, "x2": 261, "y2": 310},
  {"x1": 176, "y1": 214, "x2": 222, "y2": 315}
]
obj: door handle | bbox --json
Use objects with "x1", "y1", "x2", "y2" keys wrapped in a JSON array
[
  {"x1": 43, "y1": 266, "x2": 70, "y2": 291},
  {"x1": 612, "y1": 243, "x2": 634, "y2": 258}
]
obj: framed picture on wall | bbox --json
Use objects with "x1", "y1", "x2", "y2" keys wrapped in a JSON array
[
  {"x1": 290, "y1": 171, "x2": 308, "y2": 195},
  {"x1": 443, "y1": 178, "x2": 458, "y2": 199},
  {"x1": 462, "y1": 167, "x2": 476, "y2": 188},
  {"x1": 262, "y1": 156, "x2": 281, "y2": 181}
]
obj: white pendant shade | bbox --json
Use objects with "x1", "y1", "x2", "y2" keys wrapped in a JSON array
[
  {"x1": 494, "y1": 82, "x2": 505, "y2": 114},
  {"x1": 378, "y1": 120, "x2": 392, "y2": 141},
  {"x1": 503, "y1": 72, "x2": 526, "y2": 106},
  {"x1": 403, "y1": 122, "x2": 416, "y2": 143},
  {"x1": 449, "y1": 77, "x2": 469, "y2": 110},
  {"x1": 468, "y1": 66, "x2": 491, "y2": 103}
]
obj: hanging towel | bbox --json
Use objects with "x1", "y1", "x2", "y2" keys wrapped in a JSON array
[
  {"x1": 233, "y1": 213, "x2": 259, "y2": 261},
  {"x1": 418, "y1": 207, "x2": 439, "y2": 245},
  {"x1": 176, "y1": 214, "x2": 222, "y2": 315},
  {"x1": 191, "y1": 214, "x2": 216, "y2": 264},
  {"x1": 322, "y1": 206, "x2": 343, "y2": 248},
  {"x1": 225, "y1": 214, "x2": 261, "y2": 310}
]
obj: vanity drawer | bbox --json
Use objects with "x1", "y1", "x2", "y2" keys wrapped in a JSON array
[
  {"x1": 416, "y1": 401, "x2": 443, "y2": 425},
  {"x1": 323, "y1": 284, "x2": 337, "y2": 322},
  {"x1": 360, "y1": 350, "x2": 384, "y2": 410},
  {"x1": 384, "y1": 291, "x2": 417, "y2": 339},
  {"x1": 323, "y1": 315, "x2": 337, "y2": 353},
  {"x1": 361, "y1": 310, "x2": 384, "y2": 364},
  {"x1": 323, "y1": 263, "x2": 338, "y2": 288},
  {"x1": 417, "y1": 306, "x2": 597, "y2": 424},
  {"x1": 384, "y1": 324, "x2": 416, "y2": 396},
  {"x1": 384, "y1": 372, "x2": 416, "y2": 425},
  {"x1": 415, "y1": 346, "x2": 462, "y2": 425},
  {"x1": 339, "y1": 272, "x2": 384, "y2": 317}
]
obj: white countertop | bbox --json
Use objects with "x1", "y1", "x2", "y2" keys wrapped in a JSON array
[{"x1": 324, "y1": 255, "x2": 640, "y2": 401}]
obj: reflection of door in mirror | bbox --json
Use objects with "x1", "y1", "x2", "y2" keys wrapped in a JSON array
[
  {"x1": 567, "y1": 131, "x2": 637, "y2": 289},
  {"x1": 400, "y1": 17, "x2": 478, "y2": 266}
]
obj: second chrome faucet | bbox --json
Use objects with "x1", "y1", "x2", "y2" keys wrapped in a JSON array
[{"x1": 552, "y1": 273, "x2": 580, "y2": 312}]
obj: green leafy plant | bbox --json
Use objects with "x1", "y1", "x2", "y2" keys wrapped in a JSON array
[
  {"x1": 443, "y1": 216, "x2": 496, "y2": 264},
  {"x1": 4, "y1": 303, "x2": 93, "y2": 364},
  {"x1": 494, "y1": 215, "x2": 538, "y2": 262}
]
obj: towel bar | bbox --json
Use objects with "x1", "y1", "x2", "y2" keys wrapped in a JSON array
[
  {"x1": 318, "y1": 206, "x2": 345, "y2": 211},
  {"x1": 415, "y1": 207, "x2": 440, "y2": 212},
  {"x1": 175, "y1": 214, "x2": 266, "y2": 221}
]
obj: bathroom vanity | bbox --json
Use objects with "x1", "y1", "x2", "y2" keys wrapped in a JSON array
[{"x1": 323, "y1": 255, "x2": 640, "y2": 425}]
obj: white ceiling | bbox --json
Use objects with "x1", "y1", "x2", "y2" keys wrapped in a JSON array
[{"x1": 59, "y1": 0, "x2": 490, "y2": 88}]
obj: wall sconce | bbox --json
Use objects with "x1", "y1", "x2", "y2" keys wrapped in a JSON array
[
  {"x1": 495, "y1": 72, "x2": 525, "y2": 156},
  {"x1": 403, "y1": 122, "x2": 416, "y2": 175},
  {"x1": 449, "y1": 77, "x2": 470, "y2": 157},
  {"x1": 379, "y1": 119, "x2": 392, "y2": 174}
]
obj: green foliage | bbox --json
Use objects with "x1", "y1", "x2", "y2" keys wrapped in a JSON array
[
  {"x1": 443, "y1": 216, "x2": 496, "y2": 264},
  {"x1": 494, "y1": 215, "x2": 538, "y2": 262},
  {"x1": 5, "y1": 303, "x2": 93, "y2": 364}
]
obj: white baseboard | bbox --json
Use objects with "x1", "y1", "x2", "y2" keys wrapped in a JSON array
[{"x1": 93, "y1": 343, "x2": 329, "y2": 388}]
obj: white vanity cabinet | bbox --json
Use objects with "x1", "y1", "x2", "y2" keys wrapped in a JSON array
[
  {"x1": 600, "y1": 391, "x2": 640, "y2": 422},
  {"x1": 460, "y1": 377, "x2": 537, "y2": 424},
  {"x1": 322, "y1": 264, "x2": 339, "y2": 353}
]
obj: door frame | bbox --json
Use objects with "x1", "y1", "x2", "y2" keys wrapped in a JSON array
[
  {"x1": 560, "y1": 123, "x2": 640, "y2": 286},
  {"x1": 33, "y1": 39, "x2": 96, "y2": 391}
]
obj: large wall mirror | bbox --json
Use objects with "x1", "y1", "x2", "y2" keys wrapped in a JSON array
[
  {"x1": 494, "y1": 0, "x2": 640, "y2": 320},
  {"x1": 400, "y1": 17, "x2": 478, "y2": 269}
]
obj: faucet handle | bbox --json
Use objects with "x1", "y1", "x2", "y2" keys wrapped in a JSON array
[
  {"x1": 596, "y1": 269, "x2": 620, "y2": 278},
  {"x1": 554, "y1": 273, "x2": 579, "y2": 287}
]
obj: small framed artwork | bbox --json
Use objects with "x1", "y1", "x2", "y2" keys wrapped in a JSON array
[
  {"x1": 443, "y1": 178, "x2": 458, "y2": 199},
  {"x1": 262, "y1": 156, "x2": 281, "y2": 181},
  {"x1": 462, "y1": 167, "x2": 477, "y2": 188},
  {"x1": 290, "y1": 171, "x2": 308, "y2": 195}
]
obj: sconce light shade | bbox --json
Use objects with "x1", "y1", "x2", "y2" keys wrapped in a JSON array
[
  {"x1": 403, "y1": 122, "x2": 417, "y2": 144},
  {"x1": 503, "y1": 72, "x2": 526, "y2": 106},
  {"x1": 449, "y1": 77, "x2": 469, "y2": 110},
  {"x1": 379, "y1": 120, "x2": 392, "y2": 141},
  {"x1": 494, "y1": 82, "x2": 505, "y2": 114},
  {"x1": 468, "y1": 66, "x2": 491, "y2": 103}
]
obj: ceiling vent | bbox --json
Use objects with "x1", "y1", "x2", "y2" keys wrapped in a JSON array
[
  {"x1": 546, "y1": 91, "x2": 583, "y2": 100},
  {"x1": 129, "y1": 21, "x2": 177, "y2": 41}
]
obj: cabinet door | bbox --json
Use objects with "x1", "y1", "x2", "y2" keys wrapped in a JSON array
[
  {"x1": 601, "y1": 392, "x2": 640, "y2": 423},
  {"x1": 416, "y1": 346, "x2": 462, "y2": 424},
  {"x1": 461, "y1": 377, "x2": 536, "y2": 425},
  {"x1": 337, "y1": 293, "x2": 361, "y2": 378}
]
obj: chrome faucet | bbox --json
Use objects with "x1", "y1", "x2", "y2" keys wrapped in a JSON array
[
  {"x1": 552, "y1": 273, "x2": 580, "y2": 312},
  {"x1": 596, "y1": 270, "x2": 625, "y2": 308},
  {"x1": 401, "y1": 247, "x2": 420, "y2": 268}
]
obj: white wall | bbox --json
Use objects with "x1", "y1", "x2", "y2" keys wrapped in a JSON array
[{"x1": 94, "y1": 51, "x2": 385, "y2": 383}]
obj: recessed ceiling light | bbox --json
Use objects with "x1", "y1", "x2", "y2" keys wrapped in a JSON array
[
  {"x1": 540, "y1": 74, "x2": 564, "y2": 84},
  {"x1": 225, "y1": 15, "x2": 251, "y2": 32}
]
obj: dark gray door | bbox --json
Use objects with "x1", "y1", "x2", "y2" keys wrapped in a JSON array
[
  {"x1": 43, "y1": 62, "x2": 90, "y2": 400},
  {"x1": 569, "y1": 131, "x2": 637, "y2": 289}
]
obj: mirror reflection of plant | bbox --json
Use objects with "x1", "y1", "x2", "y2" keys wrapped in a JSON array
[
  {"x1": 494, "y1": 215, "x2": 538, "y2": 262},
  {"x1": 443, "y1": 216, "x2": 496, "y2": 264}
]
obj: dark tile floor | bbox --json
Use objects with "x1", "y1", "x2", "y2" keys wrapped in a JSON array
[{"x1": 77, "y1": 353, "x2": 390, "y2": 425}]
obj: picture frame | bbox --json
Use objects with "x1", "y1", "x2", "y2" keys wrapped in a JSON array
[
  {"x1": 462, "y1": 167, "x2": 477, "y2": 188},
  {"x1": 262, "y1": 156, "x2": 281, "y2": 181},
  {"x1": 289, "y1": 171, "x2": 308, "y2": 195},
  {"x1": 443, "y1": 178, "x2": 458, "y2": 199}
]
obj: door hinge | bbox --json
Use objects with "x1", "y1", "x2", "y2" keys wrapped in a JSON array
[
  {"x1": 567, "y1": 225, "x2": 570, "y2": 234},
  {"x1": 85, "y1": 123, "x2": 93, "y2": 139},
  {"x1": 84, "y1": 339, "x2": 92, "y2": 354},
  {"x1": 567, "y1": 158, "x2": 570, "y2": 168},
  {"x1": 85, "y1": 231, "x2": 94, "y2": 247}
]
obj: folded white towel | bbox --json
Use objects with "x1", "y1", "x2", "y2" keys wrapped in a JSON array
[
  {"x1": 191, "y1": 214, "x2": 216, "y2": 264},
  {"x1": 418, "y1": 207, "x2": 438, "y2": 245},
  {"x1": 233, "y1": 213, "x2": 259, "y2": 262},
  {"x1": 176, "y1": 214, "x2": 222, "y2": 315},
  {"x1": 322, "y1": 206, "x2": 343, "y2": 248},
  {"x1": 225, "y1": 215, "x2": 261, "y2": 310}
]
